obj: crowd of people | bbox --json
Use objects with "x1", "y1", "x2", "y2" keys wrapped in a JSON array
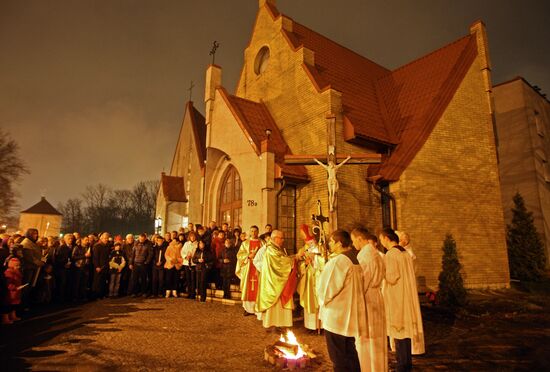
[
  {"x1": 1, "y1": 220, "x2": 424, "y2": 372},
  {"x1": 0, "y1": 222, "x2": 259, "y2": 322}
]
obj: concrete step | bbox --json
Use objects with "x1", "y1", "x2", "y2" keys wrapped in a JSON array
[
  {"x1": 198, "y1": 295, "x2": 242, "y2": 306},
  {"x1": 206, "y1": 289, "x2": 242, "y2": 301}
]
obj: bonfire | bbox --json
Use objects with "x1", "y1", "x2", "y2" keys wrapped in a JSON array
[{"x1": 264, "y1": 330, "x2": 316, "y2": 369}]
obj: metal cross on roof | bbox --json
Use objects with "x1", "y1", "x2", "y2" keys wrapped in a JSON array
[
  {"x1": 209, "y1": 40, "x2": 220, "y2": 65},
  {"x1": 188, "y1": 80, "x2": 195, "y2": 102}
]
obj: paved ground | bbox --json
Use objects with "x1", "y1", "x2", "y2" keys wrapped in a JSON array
[{"x1": 1, "y1": 285, "x2": 549, "y2": 371}]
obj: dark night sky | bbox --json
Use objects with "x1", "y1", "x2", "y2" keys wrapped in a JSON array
[{"x1": 1, "y1": 0, "x2": 549, "y2": 211}]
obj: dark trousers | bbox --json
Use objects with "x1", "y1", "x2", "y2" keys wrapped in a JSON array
[
  {"x1": 109, "y1": 272, "x2": 122, "y2": 297},
  {"x1": 325, "y1": 330, "x2": 361, "y2": 372},
  {"x1": 196, "y1": 268, "x2": 209, "y2": 302},
  {"x1": 165, "y1": 268, "x2": 178, "y2": 291},
  {"x1": 21, "y1": 269, "x2": 35, "y2": 308},
  {"x1": 184, "y1": 266, "x2": 196, "y2": 298},
  {"x1": 222, "y1": 275, "x2": 232, "y2": 299},
  {"x1": 130, "y1": 264, "x2": 147, "y2": 295},
  {"x1": 151, "y1": 266, "x2": 165, "y2": 296},
  {"x1": 395, "y1": 338, "x2": 412, "y2": 372},
  {"x1": 92, "y1": 268, "x2": 109, "y2": 298},
  {"x1": 54, "y1": 267, "x2": 68, "y2": 302},
  {"x1": 71, "y1": 267, "x2": 86, "y2": 301},
  {"x1": 120, "y1": 268, "x2": 132, "y2": 296}
]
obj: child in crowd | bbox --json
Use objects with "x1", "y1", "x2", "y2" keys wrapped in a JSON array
[
  {"x1": 220, "y1": 238, "x2": 237, "y2": 299},
  {"x1": 108, "y1": 242, "x2": 126, "y2": 297},
  {"x1": 2, "y1": 257, "x2": 23, "y2": 325}
]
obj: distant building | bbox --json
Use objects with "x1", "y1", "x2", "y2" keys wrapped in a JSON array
[
  {"x1": 19, "y1": 197, "x2": 63, "y2": 237},
  {"x1": 494, "y1": 77, "x2": 550, "y2": 265},
  {"x1": 157, "y1": 0, "x2": 510, "y2": 289}
]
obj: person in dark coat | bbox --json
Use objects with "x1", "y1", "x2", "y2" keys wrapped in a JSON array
[
  {"x1": 129, "y1": 233, "x2": 152, "y2": 297},
  {"x1": 151, "y1": 235, "x2": 168, "y2": 297},
  {"x1": 220, "y1": 238, "x2": 238, "y2": 299},
  {"x1": 193, "y1": 239, "x2": 215, "y2": 302},
  {"x1": 108, "y1": 242, "x2": 126, "y2": 297},
  {"x1": 20, "y1": 228, "x2": 43, "y2": 307},
  {"x1": 53, "y1": 234, "x2": 74, "y2": 302},
  {"x1": 70, "y1": 236, "x2": 88, "y2": 301},
  {"x1": 92, "y1": 233, "x2": 111, "y2": 299}
]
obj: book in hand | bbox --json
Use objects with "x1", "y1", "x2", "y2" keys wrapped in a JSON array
[{"x1": 17, "y1": 283, "x2": 30, "y2": 290}]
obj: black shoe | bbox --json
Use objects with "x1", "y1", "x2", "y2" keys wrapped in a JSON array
[{"x1": 243, "y1": 310, "x2": 253, "y2": 317}]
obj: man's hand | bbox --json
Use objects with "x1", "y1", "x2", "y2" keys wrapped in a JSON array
[
  {"x1": 199, "y1": 258, "x2": 204, "y2": 263},
  {"x1": 95, "y1": 267, "x2": 101, "y2": 273},
  {"x1": 223, "y1": 258, "x2": 230, "y2": 264},
  {"x1": 129, "y1": 265, "x2": 134, "y2": 270}
]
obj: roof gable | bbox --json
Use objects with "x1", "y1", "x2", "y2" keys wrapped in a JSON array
[
  {"x1": 218, "y1": 88, "x2": 308, "y2": 181},
  {"x1": 170, "y1": 101, "x2": 206, "y2": 174},
  {"x1": 21, "y1": 197, "x2": 62, "y2": 216}
]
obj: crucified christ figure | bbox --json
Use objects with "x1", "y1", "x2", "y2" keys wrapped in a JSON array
[{"x1": 313, "y1": 155, "x2": 351, "y2": 212}]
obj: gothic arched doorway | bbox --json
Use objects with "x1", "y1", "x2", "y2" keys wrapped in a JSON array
[{"x1": 218, "y1": 165, "x2": 242, "y2": 228}]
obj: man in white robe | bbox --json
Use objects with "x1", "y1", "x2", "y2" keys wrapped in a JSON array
[
  {"x1": 352, "y1": 228, "x2": 388, "y2": 372},
  {"x1": 379, "y1": 228, "x2": 425, "y2": 372},
  {"x1": 317, "y1": 229, "x2": 367, "y2": 372}
]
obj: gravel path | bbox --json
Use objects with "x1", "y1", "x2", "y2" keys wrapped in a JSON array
[{"x1": 0, "y1": 298, "x2": 331, "y2": 371}]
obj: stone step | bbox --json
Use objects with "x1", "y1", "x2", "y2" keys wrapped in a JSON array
[
  {"x1": 206, "y1": 289, "x2": 242, "y2": 301},
  {"x1": 198, "y1": 295, "x2": 242, "y2": 306}
]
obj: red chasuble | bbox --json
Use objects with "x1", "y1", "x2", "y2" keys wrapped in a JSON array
[{"x1": 244, "y1": 239, "x2": 261, "y2": 301}]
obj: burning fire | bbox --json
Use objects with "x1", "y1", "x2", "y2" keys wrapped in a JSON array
[{"x1": 277, "y1": 330, "x2": 305, "y2": 360}]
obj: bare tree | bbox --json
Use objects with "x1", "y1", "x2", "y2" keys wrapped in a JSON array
[
  {"x1": 58, "y1": 198, "x2": 84, "y2": 233},
  {"x1": 0, "y1": 129, "x2": 29, "y2": 221}
]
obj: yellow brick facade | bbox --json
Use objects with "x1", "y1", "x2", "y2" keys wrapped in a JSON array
[
  {"x1": 159, "y1": 3, "x2": 510, "y2": 289},
  {"x1": 235, "y1": 6, "x2": 382, "y2": 236},
  {"x1": 393, "y1": 57, "x2": 510, "y2": 290}
]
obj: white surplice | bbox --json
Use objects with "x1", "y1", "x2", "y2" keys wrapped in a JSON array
[
  {"x1": 317, "y1": 251, "x2": 368, "y2": 339},
  {"x1": 356, "y1": 244, "x2": 388, "y2": 372},
  {"x1": 383, "y1": 246, "x2": 425, "y2": 355}
]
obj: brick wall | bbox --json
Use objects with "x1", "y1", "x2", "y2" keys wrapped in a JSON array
[{"x1": 394, "y1": 57, "x2": 510, "y2": 289}]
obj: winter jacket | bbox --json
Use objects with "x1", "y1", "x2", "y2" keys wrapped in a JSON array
[
  {"x1": 130, "y1": 240, "x2": 152, "y2": 266},
  {"x1": 109, "y1": 250, "x2": 126, "y2": 273},
  {"x1": 152, "y1": 241, "x2": 168, "y2": 268},
  {"x1": 192, "y1": 247, "x2": 215, "y2": 271},
  {"x1": 4, "y1": 268, "x2": 22, "y2": 305}
]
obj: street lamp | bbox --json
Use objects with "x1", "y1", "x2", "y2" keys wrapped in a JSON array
[{"x1": 154, "y1": 217, "x2": 163, "y2": 234}]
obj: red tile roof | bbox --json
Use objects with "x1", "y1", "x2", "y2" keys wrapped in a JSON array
[
  {"x1": 372, "y1": 35, "x2": 478, "y2": 180},
  {"x1": 21, "y1": 197, "x2": 62, "y2": 216},
  {"x1": 218, "y1": 87, "x2": 309, "y2": 182},
  {"x1": 263, "y1": 3, "x2": 480, "y2": 181},
  {"x1": 161, "y1": 173, "x2": 187, "y2": 202}
]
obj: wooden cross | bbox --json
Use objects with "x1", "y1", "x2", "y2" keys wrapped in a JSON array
[
  {"x1": 284, "y1": 115, "x2": 383, "y2": 231},
  {"x1": 209, "y1": 40, "x2": 220, "y2": 65},
  {"x1": 188, "y1": 81, "x2": 195, "y2": 102}
]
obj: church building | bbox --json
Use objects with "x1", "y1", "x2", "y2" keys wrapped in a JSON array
[{"x1": 157, "y1": 0, "x2": 510, "y2": 290}]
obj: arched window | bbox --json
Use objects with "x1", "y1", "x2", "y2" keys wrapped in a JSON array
[{"x1": 219, "y1": 166, "x2": 242, "y2": 228}]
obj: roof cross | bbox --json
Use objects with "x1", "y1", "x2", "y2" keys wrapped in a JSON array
[{"x1": 209, "y1": 40, "x2": 220, "y2": 65}]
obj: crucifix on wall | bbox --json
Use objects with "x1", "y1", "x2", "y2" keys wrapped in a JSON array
[{"x1": 284, "y1": 114, "x2": 382, "y2": 231}]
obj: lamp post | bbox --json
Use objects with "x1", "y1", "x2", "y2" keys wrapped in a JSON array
[{"x1": 154, "y1": 217, "x2": 163, "y2": 234}]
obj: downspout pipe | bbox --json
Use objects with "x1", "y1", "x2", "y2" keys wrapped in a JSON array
[
  {"x1": 369, "y1": 180, "x2": 397, "y2": 230},
  {"x1": 275, "y1": 178, "x2": 286, "y2": 227}
]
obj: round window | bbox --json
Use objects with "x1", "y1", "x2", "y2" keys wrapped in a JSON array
[{"x1": 254, "y1": 46, "x2": 270, "y2": 75}]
